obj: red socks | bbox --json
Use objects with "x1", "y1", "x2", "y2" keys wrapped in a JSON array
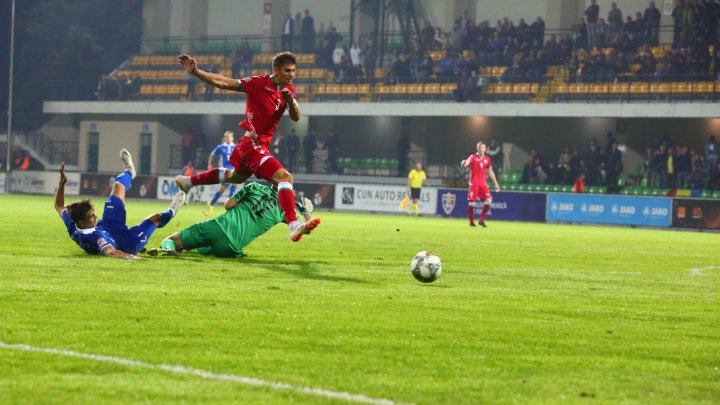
[
  {"x1": 191, "y1": 168, "x2": 221, "y2": 185},
  {"x1": 278, "y1": 182, "x2": 298, "y2": 224},
  {"x1": 480, "y1": 204, "x2": 490, "y2": 220},
  {"x1": 468, "y1": 206, "x2": 475, "y2": 225}
]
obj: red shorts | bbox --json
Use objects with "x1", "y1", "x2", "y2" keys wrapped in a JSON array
[
  {"x1": 229, "y1": 135, "x2": 284, "y2": 181},
  {"x1": 468, "y1": 183, "x2": 491, "y2": 202}
]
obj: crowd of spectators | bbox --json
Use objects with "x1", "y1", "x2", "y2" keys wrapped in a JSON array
[
  {"x1": 519, "y1": 132, "x2": 624, "y2": 192},
  {"x1": 642, "y1": 134, "x2": 720, "y2": 189}
]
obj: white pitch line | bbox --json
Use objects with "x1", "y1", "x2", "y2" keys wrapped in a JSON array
[
  {"x1": 689, "y1": 266, "x2": 720, "y2": 276},
  {"x1": 0, "y1": 342, "x2": 411, "y2": 405}
]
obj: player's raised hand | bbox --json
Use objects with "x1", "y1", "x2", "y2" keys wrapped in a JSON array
[
  {"x1": 280, "y1": 88, "x2": 293, "y2": 102},
  {"x1": 59, "y1": 162, "x2": 67, "y2": 184},
  {"x1": 178, "y1": 54, "x2": 198, "y2": 73}
]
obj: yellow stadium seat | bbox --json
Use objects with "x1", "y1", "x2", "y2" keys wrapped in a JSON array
[
  {"x1": 491, "y1": 66, "x2": 507, "y2": 77},
  {"x1": 374, "y1": 84, "x2": 392, "y2": 95},
  {"x1": 310, "y1": 69, "x2": 327, "y2": 79},
  {"x1": 294, "y1": 84, "x2": 308, "y2": 95},
  {"x1": 553, "y1": 83, "x2": 569, "y2": 94},
  {"x1": 312, "y1": 84, "x2": 327, "y2": 95},
  {"x1": 440, "y1": 83, "x2": 457, "y2": 93},
  {"x1": 140, "y1": 84, "x2": 154, "y2": 95},
  {"x1": 512, "y1": 83, "x2": 531, "y2": 94},
  {"x1": 340, "y1": 84, "x2": 358, "y2": 95},
  {"x1": 406, "y1": 84, "x2": 423, "y2": 95},
  {"x1": 374, "y1": 67, "x2": 385, "y2": 79},
  {"x1": 588, "y1": 83, "x2": 608, "y2": 94},
  {"x1": 423, "y1": 83, "x2": 441, "y2": 94},
  {"x1": 130, "y1": 55, "x2": 150, "y2": 66},
  {"x1": 428, "y1": 50, "x2": 443, "y2": 62},
  {"x1": 671, "y1": 82, "x2": 691, "y2": 93},
  {"x1": 357, "y1": 84, "x2": 370, "y2": 94},
  {"x1": 650, "y1": 83, "x2": 670, "y2": 93},
  {"x1": 629, "y1": 82, "x2": 649, "y2": 93},
  {"x1": 391, "y1": 84, "x2": 408, "y2": 95},
  {"x1": 693, "y1": 82, "x2": 715, "y2": 93},
  {"x1": 608, "y1": 83, "x2": 629, "y2": 94},
  {"x1": 569, "y1": 84, "x2": 589, "y2": 94}
]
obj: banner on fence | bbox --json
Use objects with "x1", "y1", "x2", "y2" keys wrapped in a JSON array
[
  {"x1": 334, "y1": 183, "x2": 437, "y2": 214},
  {"x1": 672, "y1": 198, "x2": 720, "y2": 230},
  {"x1": 294, "y1": 183, "x2": 335, "y2": 209},
  {"x1": 156, "y1": 176, "x2": 220, "y2": 202},
  {"x1": 82, "y1": 174, "x2": 157, "y2": 199},
  {"x1": 546, "y1": 194, "x2": 672, "y2": 227},
  {"x1": 11, "y1": 170, "x2": 80, "y2": 195},
  {"x1": 436, "y1": 189, "x2": 546, "y2": 222}
]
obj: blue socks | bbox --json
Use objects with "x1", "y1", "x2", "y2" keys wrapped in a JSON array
[
  {"x1": 210, "y1": 192, "x2": 221, "y2": 206},
  {"x1": 210, "y1": 185, "x2": 238, "y2": 206},
  {"x1": 115, "y1": 171, "x2": 132, "y2": 190},
  {"x1": 157, "y1": 210, "x2": 174, "y2": 228}
]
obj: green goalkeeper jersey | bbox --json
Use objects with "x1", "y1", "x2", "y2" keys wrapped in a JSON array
[{"x1": 213, "y1": 182, "x2": 286, "y2": 253}]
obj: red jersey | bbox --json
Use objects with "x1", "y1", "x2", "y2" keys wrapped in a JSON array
[
  {"x1": 238, "y1": 75, "x2": 296, "y2": 147},
  {"x1": 466, "y1": 153, "x2": 492, "y2": 185}
]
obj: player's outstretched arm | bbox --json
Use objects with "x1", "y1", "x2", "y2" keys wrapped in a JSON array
[
  {"x1": 101, "y1": 245, "x2": 141, "y2": 260},
  {"x1": 54, "y1": 163, "x2": 67, "y2": 214},
  {"x1": 178, "y1": 54, "x2": 241, "y2": 91},
  {"x1": 460, "y1": 159, "x2": 469, "y2": 167}
]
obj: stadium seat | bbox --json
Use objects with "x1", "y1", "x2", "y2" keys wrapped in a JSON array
[
  {"x1": 589, "y1": 83, "x2": 609, "y2": 94},
  {"x1": 650, "y1": 83, "x2": 670, "y2": 94},
  {"x1": 608, "y1": 82, "x2": 629, "y2": 95},
  {"x1": 693, "y1": 82, "x2": 715, "y2": 93},
  {"x1": 629, "y1": 83, "x2": 650, "y2": 94},
  {"x1": 423, "y1": 83, "x2": 441, "y2": 95},
  {"x1": 671, "y1": 82, "x2": 692, "y2": 94}
]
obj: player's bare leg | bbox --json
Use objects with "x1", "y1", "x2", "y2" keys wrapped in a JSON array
[{"x1": 270, "y1": 167, "x2": 320, "y2": 242}]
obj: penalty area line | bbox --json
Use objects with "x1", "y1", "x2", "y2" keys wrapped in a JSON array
[{"x1": 0, "y1": 341, "x2": 411, "y2": 405}]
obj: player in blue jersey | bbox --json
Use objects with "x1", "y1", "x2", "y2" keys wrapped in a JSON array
[
  {"x1": 54, "y1": 148, "x2": 186, "y2": 260},
  {"x1": 206, "y1": 130, "x2": 238, "y2": 213}
]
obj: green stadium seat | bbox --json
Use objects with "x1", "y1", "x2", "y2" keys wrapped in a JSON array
[
  {"x1": 562, "y1": 185, "x2": 572, "y2": 192},
  {"x1": 701, "y1": 190, "x2": 711, "y2": 198},
  {"x1": 712, "y1": 191, "x2": 720, "y2": 198},
  {"x1": 597, "y1": 187, "x2": 607, "y2": 194}
]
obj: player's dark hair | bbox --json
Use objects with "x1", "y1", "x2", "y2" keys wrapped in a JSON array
[
  {"x1": 67, "y1": 199, "x2": 94, "y2": 224},
  {"x1": 272, "y1": 52, "x2": 297, "y2": 69}
]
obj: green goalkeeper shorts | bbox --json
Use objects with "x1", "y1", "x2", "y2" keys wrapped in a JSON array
[{"x1": 178, "y1": 220, "x2": 241, "y2": 258}]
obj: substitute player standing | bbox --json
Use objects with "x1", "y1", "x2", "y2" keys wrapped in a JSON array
[
  {"x1": 206, "y1": 130, "x2": 238, "y2": 214},
  {"x1": 174, "y1": 52, "x2": 320, "y2": 242},
  {"x1": 461, "y1": 141, "x2": 500, "y2": 227}
]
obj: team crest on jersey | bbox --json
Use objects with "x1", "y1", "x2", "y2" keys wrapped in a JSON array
[
  {"x1": 442, "y1": 192, "x2": 456, "y2": 215},
  {"x1": 97, "y1": 238, "x2": 106, "y2": 247}
]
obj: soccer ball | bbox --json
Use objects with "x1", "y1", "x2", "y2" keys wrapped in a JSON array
[{"x1": 410, "y1": 251, "x2": 442, "y2": 283}]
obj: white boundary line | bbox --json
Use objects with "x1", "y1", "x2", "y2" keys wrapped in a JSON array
[
  {"x1": 689, "y1": 266, "x2": 720, "y2": 276},
  {"x1": 0, "y1": 342, "x2": 412, "y2": 405}
]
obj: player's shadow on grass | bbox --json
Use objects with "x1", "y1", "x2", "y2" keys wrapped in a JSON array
[{"x1": 243, "y1": 258, "x2": 375, "y2": 284}]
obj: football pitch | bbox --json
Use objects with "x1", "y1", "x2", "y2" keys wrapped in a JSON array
[{"x1": 0, "y1": 193, "x2": 718, "y2": 404}]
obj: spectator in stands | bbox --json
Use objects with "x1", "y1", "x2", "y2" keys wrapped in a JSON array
[
  {"x1": 390, "y1": 53, "x2": 412, "y2": 84},
  {"x1": 203, "y1": 65, "x2": 218, "y2": 101},
  {"x1": 672, "y1": 0, "x2": 687, "y2": 46},
  {"x1": 596, "y1": 18, "x2": 609, "y2": 47},
  {"x1": 605, "y1": 142, "x2": 623, "y2": 191},
  {"x1": 486, "y1": 138, "x2": 503, "y2": 175},
  {"x1": 14, "y1": 150, "x2": 31, "y2": 171},
  {"x1": 294, "y1": 12, "x2": 303, "y2": 51},
  {"x1": 231, "y1": 45, "x2": 243, "y2": 79},
  {"x1": 336, "y1": 55, "x2": 355, "y2": 84},
  {"x1": 416, "y1": 54, "x2": 435, "y2": 82},
  {"x1": 608, "y1": 2, "x2": 623, "y2": 39},
  {"x1": 301, "y1": 10, "x2": 315, "y2": 53},
  {"x1": 675, "y1": 145, "x2": 692, "y2": 188},
  {"x1": 119, "y1": 74, "x2": 142, "y2": 101},
  {"x1": 704, "y1": 135, "x2": 719, "y2": 174},
  {"x1": 324, "y1": 129, "x2": 339, "y2": 174},
  {"x1": 421, "y1": 20, "x2": 436, "y2": 51},
  {"x1": 573, "y1": 173, "x2": 586, "y2": 193},
  {"x1": 181, "y1": 160, "x2": 195, "y2": 177},
  {"x1": 181, "y1": 129, "x2": 194, "y2": 166},
  {"x1": 644, "y1": 1, "x2": 661, "y2": 45},
  {"x1": 240, "y1": 42, "x2": 254, "y2": 78},
  {"x1": 584, "y1": 138, "x2": 602, "y2": 186},
  {"x1": 349, "y1": 42, "x2": 363, "y2": 73},
  {"x1": 271, "y1": 132, "x2": 287, "y2": 166},
  {"x1": 706, "y1": 161, "x2": 720, "y2": 190},
  {"x1": 665, "y1": 146, "x2": 677, "y2": 188},
  {"x1": 332, "y1": 41, "x2": 347, "y2": 77},
  {"x1": 652, "y1": 144, "x2": 668, "y2": 187},
  {"x1": 323, "y1": 24, "x2": 341, "y2": 68},
  {"x1": 585, "y1": 0, "x2": 600, "y2": 49},
  {"x1": 546, "y1": 161, "x2": 563, "y2": 184},
  {"x1": 361, "y1": 41, "x2": 377, "y2": 83},
  {"x1": 397, "y1": 134, "x2": 411, "y2": 176},
  {"x1": 285, "y1": 129, "x2": 300, "y2": 173},
  {"x1": 520, "y1": 155, "x2": 535, "y2": 184},
  {"x1": 95, "y1": 75, "x2": 117, "y2": 101},
  {"x1": 186, "y1": 71, "x2": 198, "y2": 101},
  {"x1": 302, "y1": 129, "x2": 317, "y2": 174},
  {"x1": 282, "y1": 13, "x2": 294, "y2": 51}
]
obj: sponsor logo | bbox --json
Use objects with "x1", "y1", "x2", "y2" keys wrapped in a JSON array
[
  {"x1": 490, "y1": 201, "x2": 507, "y2": 209},
  {"x1": 342, "y1": 187, "x2": 355, "y2": 204},
  {"x1": 442, "y1": 193, "x2": 456, "y2": 215},
  {"x1": 677, "y1": 206, "x2": 686, "y2": 219}
]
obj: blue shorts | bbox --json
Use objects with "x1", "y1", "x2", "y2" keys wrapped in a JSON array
[{"x1": 97, "y1": 196, "x2": 157, "y2": 254}]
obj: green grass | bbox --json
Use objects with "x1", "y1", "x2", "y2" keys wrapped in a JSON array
[{"x1": 0, "y1": 193, "x2": 718, "y2": 404}]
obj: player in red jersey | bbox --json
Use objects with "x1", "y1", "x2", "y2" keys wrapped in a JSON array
[
  {"x1": 461, "y1": 141, "x2": 500, "y2": 227},
  {"x1": 174, "y1": 52, "x2": 320, "y2": 242}
]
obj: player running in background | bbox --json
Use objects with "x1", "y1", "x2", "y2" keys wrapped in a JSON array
[
  {"x1": 174, "y1": 52, "x2": 320, "y2": 242},
  {"x1": 54, "y1": 149, "x2": 185, "y2": 260},
  {"x1": 206, "y1": 130, "x2": 238, "y2": 213},
  {"x1": 148, "y1": 182, "x2": 314, "y2": 258},
  {"x1": 406, "y1": 162, "x2": 429, "y2": 216},
  {"x1": 461, "y1": 141, "x2": 500, "y2": 227}
]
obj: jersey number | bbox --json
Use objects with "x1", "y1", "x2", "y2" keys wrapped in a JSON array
[{"x1": 275, "y1": 98, "x2": 281, "y2": 111}]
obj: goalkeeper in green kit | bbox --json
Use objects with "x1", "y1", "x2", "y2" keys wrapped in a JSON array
[{"x1": 148, "y1": 182, "x2": 317, "y2": 258}]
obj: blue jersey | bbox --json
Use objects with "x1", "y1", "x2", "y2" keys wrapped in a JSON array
[
  {"x1": 60, "y1": 196, "x2": 156, "y2": 255},
  {"x1": 61, "y1": 209, "x2": 117, "y2": 254},
  {"x1": 213, "y1": 143, "x2": 236, "y2": 169}
]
